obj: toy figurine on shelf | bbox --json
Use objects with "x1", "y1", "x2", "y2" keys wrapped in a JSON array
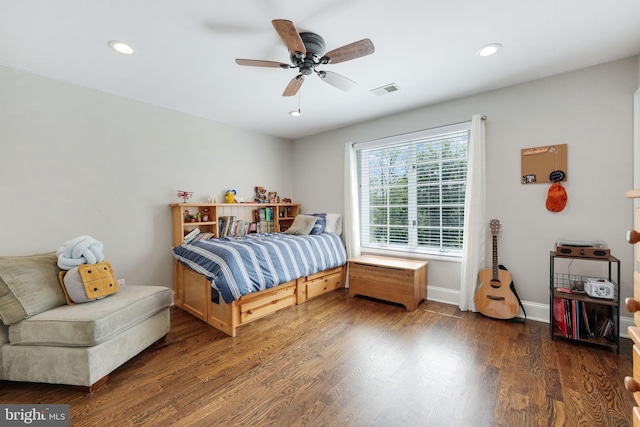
[
  {"x1": 177, "y1": 190, "x2": 193, "y2": 203},
  {"x1": 225, "y1": 189, "x2": 236, "y2": 204}
]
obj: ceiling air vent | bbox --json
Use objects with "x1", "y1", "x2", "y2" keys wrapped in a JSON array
[{"x1": 370, "y1": 83, "x2": 400, "y2": 96}]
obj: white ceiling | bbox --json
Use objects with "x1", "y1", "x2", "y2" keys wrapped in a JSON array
[{"x1": 1, "y1": 1, "x2": 640, "y2": 140}]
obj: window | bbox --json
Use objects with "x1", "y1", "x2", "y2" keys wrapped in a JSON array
[{"x1": 355, "y1": 122, "x2": 471, "y2": 257}]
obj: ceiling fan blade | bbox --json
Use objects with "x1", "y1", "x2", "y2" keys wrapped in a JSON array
[
  {"x1": 272, "y1": 19, "x2": 306, "y2": 55},
  {"x1": 323, "y1": 38, "x2": 375, "y2": 64},
  {"x1": 235, "y1": 59, "x2": 291, "y2": 69},
  {"x1": 318, "y1": 71, "x2": 357, "y2": 92},
  {"x1": 283, "y1": 75, "x2": 304, "y2": 97}
]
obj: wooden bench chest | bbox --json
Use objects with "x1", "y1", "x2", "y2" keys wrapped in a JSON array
[{"x1": 348, "y1": 255, "x2": 428, "y2": 310}]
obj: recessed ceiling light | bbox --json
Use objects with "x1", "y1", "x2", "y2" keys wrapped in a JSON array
[
  {"x1": 476, "y1": 43, "x2": 502, "y2": 57},
  {"x1": 108, "y1": 40, "x2": 134, "y2": 55}
]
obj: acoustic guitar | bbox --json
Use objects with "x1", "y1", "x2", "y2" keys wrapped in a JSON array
[{"x1": 475, "y1": 219, "x2": 519, "y2": 319}]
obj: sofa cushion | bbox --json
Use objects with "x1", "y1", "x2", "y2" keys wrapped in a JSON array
[
  {"x1": 0, "y1": 323, "x2": 6, "y2": 379},
  {"x1": 0, "y1": 323, "x2": 8, "y2": 345},
  {"x1": 8, "y1": 285, "x2": 172, "y2": 347},
  {"x1": 0, "y1": 253, "x2": 66, "y2": 325}
]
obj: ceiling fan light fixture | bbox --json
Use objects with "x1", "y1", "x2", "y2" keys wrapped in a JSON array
[
  {"x1": 476, "y1": 43, "x2": 502, "y2": 57},
  {"x1": 108, "y1": 40, "x2": 134, "y2": 55},
  {"x1": 236, "y1": 19, "x2": 375, "y2": 98}
]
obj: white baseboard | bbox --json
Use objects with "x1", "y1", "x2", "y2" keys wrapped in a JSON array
[{"x1": 427, "y1": 285, "x2": 632, "y2": 339}]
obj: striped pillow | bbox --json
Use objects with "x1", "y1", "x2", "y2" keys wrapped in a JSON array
[{"x1": 308, "y1": 213, "x2": 327, "y2": 235}]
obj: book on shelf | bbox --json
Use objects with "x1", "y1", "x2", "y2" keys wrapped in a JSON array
[
  {"x1": 553, "y1": 298, "x2": 568, "y2": 338},
  {"x1": 254, "y1": 208, "x2": 276, "y2": 233},
  {"x1": 580, "y1": 302, "x2": 593, "y2": 338},
  {"x1": 228, "y1": 216, "x2": 236, "y2": 236},
  {"x1": 183, "y1": 228, "x2": 200, "y2": 244},
  {"x1": 564, "y1": 299, "x2": 572, "y2": 339},
  {"x1": 589, "y1": 308, "x2": 598, "y2": 338},
  {"x1": 193, "y1": 232, "x2": 214, "y2": 242},
  {"x1": 214, "y1": 217, "x2": 253, "y2": 238},
  {"x1": 553, "y1": 297, "x2": 609, "y2": 340},
  {"x1": 218, "y1": 216, "x2": 236, "y2": 237},
  {"x1": 231, "y1": 219, "x2": 247, "y2": 237},
  {"x1": 596, "y1": 317, "x2": 614, "y2": 338},
  {"x1": 218, "y1": 217, "x2": 227, "y2": 236}
]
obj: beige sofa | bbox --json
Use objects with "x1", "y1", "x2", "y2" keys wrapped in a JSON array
[{"x1": 0, "y1": 253, "x2": 172, "y2": 391}]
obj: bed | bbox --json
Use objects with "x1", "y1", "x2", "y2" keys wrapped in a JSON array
[{"x1": 171, "y1": 216, "x2": 347, "y2": 336}]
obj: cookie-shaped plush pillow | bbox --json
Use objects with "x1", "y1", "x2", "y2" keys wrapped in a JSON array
[{"x1": 58, "y1": 261, "x2": 119, "y2": 304}]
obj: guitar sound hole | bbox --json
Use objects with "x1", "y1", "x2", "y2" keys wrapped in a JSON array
[{"x1": 490, "y1": 280, "x2": 502, "y2": 289}]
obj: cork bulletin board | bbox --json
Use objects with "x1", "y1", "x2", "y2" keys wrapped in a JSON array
[{"x1": 521, "y1": 144, "x2": 567, "y2": 184}]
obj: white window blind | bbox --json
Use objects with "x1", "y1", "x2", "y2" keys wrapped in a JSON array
[{"x1": 355, "y1": 122, "x2": 471, "y2": 256}]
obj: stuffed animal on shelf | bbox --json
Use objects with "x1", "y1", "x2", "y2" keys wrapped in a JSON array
[
  {"x1": 255, "y1": 186, "x2": 267, "y2": 203},
  {"x1": 225, "y1": 189, "x2": 237, "y2": 204}
]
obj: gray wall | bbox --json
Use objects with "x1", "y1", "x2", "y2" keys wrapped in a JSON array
[
  {"x1": 292, "y1": 56, "x2": 639, "y2": 320},
  {"x1": 0, "y1": 65, "x2": 293, "y2": 287},
  {"x1": 1, "y1": 56, "x2": 638, "y2": 324}
]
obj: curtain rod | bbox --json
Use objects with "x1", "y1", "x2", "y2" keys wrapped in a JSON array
[{"x1": 449, "y1": 115, "x2": 487, "y2": 126}]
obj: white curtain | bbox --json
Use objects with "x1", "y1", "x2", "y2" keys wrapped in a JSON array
[
  {"x1": 344, "y1": 142, "x2": 361, "y2": 260},
  {"x1": 459, "y1": 115, "x2": 487, "y2": 311}
]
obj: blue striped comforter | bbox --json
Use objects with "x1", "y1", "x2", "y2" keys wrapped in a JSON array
[{"x1": 172, "y1": 233, "x2": 346, "y2": 303}]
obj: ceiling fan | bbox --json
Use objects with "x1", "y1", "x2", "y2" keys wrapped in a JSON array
[{"x1": 235, "y1": 19, "x2": 375, "y2": 96}]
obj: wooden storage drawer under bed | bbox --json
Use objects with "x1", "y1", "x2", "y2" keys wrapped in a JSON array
[
  {"x1": 174, "y1": 262, "x2": 346, "y2": 337},
  {"x1": 297, "y1": 267, "x2": 345, "y2": 303},
  {"x1": 237, "y1": 282, "x2": 298, "y2": 324}
]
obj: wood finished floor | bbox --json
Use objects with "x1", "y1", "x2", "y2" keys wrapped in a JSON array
[{"x1": 0, "y1": 289, "x2": 635, "y2": 427}]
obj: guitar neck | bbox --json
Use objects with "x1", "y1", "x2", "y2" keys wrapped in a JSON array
[{"x1": 492, "y1": 234, "x2": 499, "y2": 280}]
